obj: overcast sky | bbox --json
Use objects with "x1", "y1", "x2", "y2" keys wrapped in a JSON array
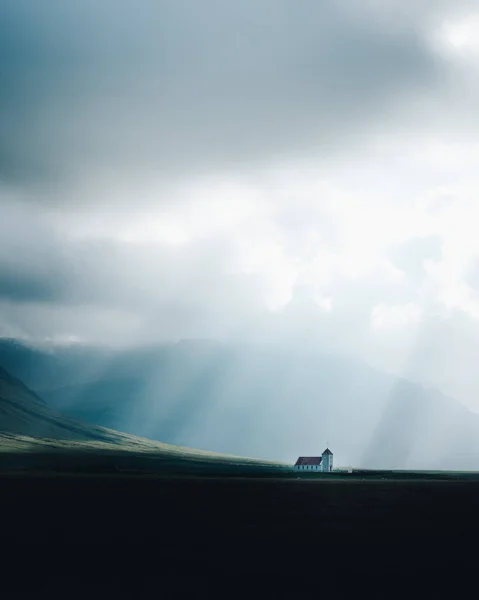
[{"x1": 2, "y1": 1, "x2": 479, "y2": 409}]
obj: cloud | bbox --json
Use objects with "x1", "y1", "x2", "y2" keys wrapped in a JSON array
[
  {"x1": 2, "y1": 0, "x2": 479, "y2": 416},
  {"x1": 0, "y1": 0, "x2": 447, "y2": 190},
  {"x1": 388, "y1": 235, "x2": 444, "y2": 284},
  {"x1": 0, "y1": 197, "x2": 68, "y2": 302}
]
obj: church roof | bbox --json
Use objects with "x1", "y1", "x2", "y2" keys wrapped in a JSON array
[
  {"x1": 322, "y1": 448, "x2": 333, "y2": 455},
  {"x1": 295, "y1": 457, "x2": 322, "y2": 466}
]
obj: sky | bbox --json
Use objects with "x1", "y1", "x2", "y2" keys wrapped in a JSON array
[{"x1": 2, "y1": 1, "x2": 479, "y2": 411}]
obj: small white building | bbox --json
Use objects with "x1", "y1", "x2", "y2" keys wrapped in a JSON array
[{"x1": 294, "y1": 448, "x2": 334, "y2": 472}]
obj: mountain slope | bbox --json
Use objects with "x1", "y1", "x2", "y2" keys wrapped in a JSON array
[
  {"x1": 0, "y1": 364, "x2": 137, "y2": 443},
  {"x1": 0, "y1": 365, "x2": 286, "y2": 472}
]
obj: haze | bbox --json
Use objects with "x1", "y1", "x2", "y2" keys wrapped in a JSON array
[{"x1": 2, "y1": 2, "x2": 479, "y2": 465}]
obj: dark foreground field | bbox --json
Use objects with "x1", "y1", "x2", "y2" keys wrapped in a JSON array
[{"x1": 2, "y1": 471, "x2": 479, "y2": 595}]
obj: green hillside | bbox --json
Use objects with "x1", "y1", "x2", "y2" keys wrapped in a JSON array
[{"x1": 0, "y1": 365, "x2": 287, "y2": 474}]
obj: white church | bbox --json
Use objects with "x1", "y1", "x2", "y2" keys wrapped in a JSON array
[{"x1": 294, "y1": 448, "x2": 333, "y2": 472}]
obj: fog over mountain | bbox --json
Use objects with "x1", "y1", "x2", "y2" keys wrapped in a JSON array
[
  {"x1": 1, "y1": 338, "x2": 479, "y2": 470},
  {"x1": 2, "y1": 1, "x2": 479, "y2": 467},
  {"x1": 0, "y1": 360, "x2": 284, "y2": 476}
]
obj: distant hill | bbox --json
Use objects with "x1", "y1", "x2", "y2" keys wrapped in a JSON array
[{"x1": 2, "y1": 338, "x2": 479, "y2": 469}]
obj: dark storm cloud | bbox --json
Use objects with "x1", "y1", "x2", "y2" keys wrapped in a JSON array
[
  {"x1": 0, "y1": 0, "x2": 445, "y2": 188},
  {"x1": 0, "y1": 267, "x2": 61, "y2": 303}
]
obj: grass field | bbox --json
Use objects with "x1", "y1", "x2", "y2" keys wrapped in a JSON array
[
  {"x1": 3, "y1": 470, "x2": 477, "y2": 542},
  {"x1": 2, "y1": 469, "x2": 477, "y2": 594},
  {"x1": 0, "y1": 433, "x2": 292, "y2": 478}
]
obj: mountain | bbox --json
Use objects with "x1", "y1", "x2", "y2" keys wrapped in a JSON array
[
  {"x1": 0, "y1": 364, "x2": 285, "y2": 473},
  {"x1": 2, "y1": 338, "x2": 479, "y2": 469},
  {"x1": 0, "y1": 363, "x2": 135, "y2": 442},
  {"x1": 0, "y1": 339, "x2": 393, "y2": 462}
]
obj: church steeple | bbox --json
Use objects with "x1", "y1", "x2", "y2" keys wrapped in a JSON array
[{"x1": 321, "y1": 447, "x2": 333, "y2": 471}]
